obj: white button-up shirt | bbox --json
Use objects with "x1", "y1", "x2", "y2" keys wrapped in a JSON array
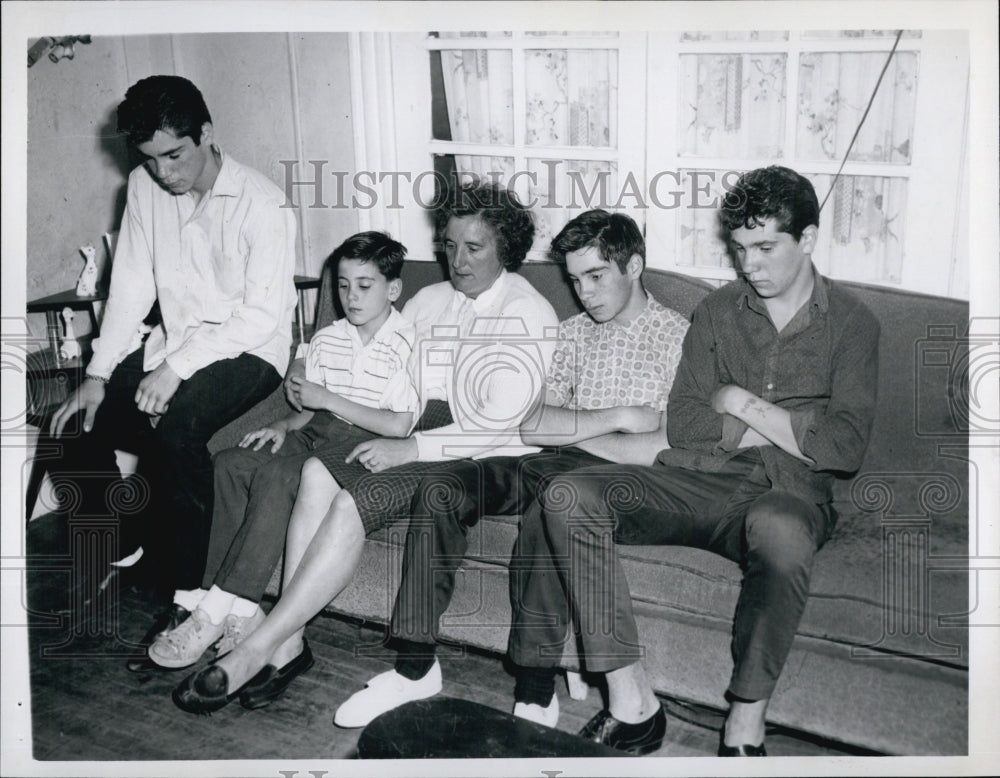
[
  {"x1": 403, "y1": 270, "x2": 559, "y2": 460},
  {"x1": 88, "y1": 150, "x2": 297, "y2": 380}
]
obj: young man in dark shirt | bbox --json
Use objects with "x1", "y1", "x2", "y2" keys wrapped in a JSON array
[{"x1": 508, "y1": 166, "x2": 880, "y2": 755}]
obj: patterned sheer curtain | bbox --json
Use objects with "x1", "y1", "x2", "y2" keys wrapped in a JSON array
[
  {"x1": 435, "y1": 36, "x2": 620, "y2": 257},
  {"x1": 674, "y1": 32, "x2": 919, "y2": 286}
]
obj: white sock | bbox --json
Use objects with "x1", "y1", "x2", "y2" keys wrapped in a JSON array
[
  {"x1": 172, "y1": 587, "x2": 208, "y2": 612},
  {"x1": 197, "y1": 585, "x2": 237, "y2": 625},
  {"x1": 230, "y1": 596, "x2": 260, "y2": 619},
  {"x1": 111, "y1": 546, "x2": 144, "y2": 568}
]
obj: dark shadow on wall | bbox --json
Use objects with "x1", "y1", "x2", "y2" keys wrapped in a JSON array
[{"x1": 96, "y1": 106, "x2": 133, "y2": 289}]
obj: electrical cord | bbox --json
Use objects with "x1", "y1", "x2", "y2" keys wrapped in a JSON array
[{"x1": 818, "y1": 30, "x2": 905, "y2": 213}]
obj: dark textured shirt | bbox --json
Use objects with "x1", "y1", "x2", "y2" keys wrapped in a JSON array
[{"x1": 660, "y1": 266, "x2": 880, "y2": 504}]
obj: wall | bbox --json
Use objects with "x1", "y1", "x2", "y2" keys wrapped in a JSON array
[{"x1": 25, "y1": 33, "x2": 357, "y2": 344}]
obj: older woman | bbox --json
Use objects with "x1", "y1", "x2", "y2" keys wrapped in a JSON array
[{"x1": 173, "y1": 182, "x2": 557, "y2": 713}]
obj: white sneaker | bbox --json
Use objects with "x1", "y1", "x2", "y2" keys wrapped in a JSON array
[
  {"x1": 215, "y1": 606, "x2": 265, "y2": 657},
  {"x1": 148, "y1": 607, "x2": 225, "y2": 669},
  {"x1": 334, "y1": 660, "x2": 442, "y2": 728},
  {"x1": 513, "y1": 693, "x2": 560, "y2": 728}
]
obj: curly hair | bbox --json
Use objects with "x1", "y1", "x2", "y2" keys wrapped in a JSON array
[
  {"x1": 434, "y1": 183, "x2": 534, "y2": 271},
  {"x1": 719, "y1": 166, "x2": 819, "y2": 241},
  {"x1": 550, "y1": 209, "x2": 645, "y2": 273},
  {"x1": 330, "y1": 231, "x2": 407, "y2": 280},
  {"x1": 117, "y1": 75, "x2": 212, "y2": 146}
]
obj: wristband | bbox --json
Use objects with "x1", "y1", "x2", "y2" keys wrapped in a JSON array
[{"x1": 85, "y1": 373, "x2": 111, "y2": 384}]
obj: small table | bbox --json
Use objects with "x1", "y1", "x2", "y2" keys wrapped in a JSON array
[
  {"x1": 294, "y1": 275, "x2": 321, "y2": 344},
  {"x1": 357, "y1": 697, "x2": 629, "y2": 759},
  {"x1": 27, "y1": 288, "x2": 107, "y2": 368}
]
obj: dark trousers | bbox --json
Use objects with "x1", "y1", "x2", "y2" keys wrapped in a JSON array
[
  {"x1": 204, "y1": 415, "x2": 374, "y2": 601},
  {"x1": 389, "y1": 448, "x2": 607, "y2": 646},
  {"x1": 507, "y1": 453, "x2": 835, "y2": 701},
  {"x1": 49, "y1": 348, "x2": 280, "y2": 591}
]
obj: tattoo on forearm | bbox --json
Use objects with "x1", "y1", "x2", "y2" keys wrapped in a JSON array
[{"x1": 740, "y1": 397, "x2": 768, "y2": 419}]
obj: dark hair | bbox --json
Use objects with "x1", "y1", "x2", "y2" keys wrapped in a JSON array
[
  {"x1": 550, "y1": 209, "x2": 645, "y2": 273},
  {"x1": 117, "y1": 75, "x2": 212, "y2": 146},
  {"x1": 719, "y1": 166, "x2": 820, "y2": 241},
  {"x1": 434, "y1": 183, "x2": 534, "y2": 271},
  {"x1": 331, "y1": 231, "x2": 407, "y2": 281}
]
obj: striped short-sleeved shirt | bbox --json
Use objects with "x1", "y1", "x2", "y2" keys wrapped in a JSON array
[
  {"x1": 295, "y1": 307, "x2": 419, "y2": 421},
  {"x1": 546, "y1": 294, "x2": 689, "y2": 413}
]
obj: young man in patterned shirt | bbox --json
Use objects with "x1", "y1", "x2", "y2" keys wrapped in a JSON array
[{"x1": 333, "y1": 209, "x2": 690, "y2": 742}]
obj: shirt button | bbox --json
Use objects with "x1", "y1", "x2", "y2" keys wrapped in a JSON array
[{"x1": 766, "y1": 383, "x2": 774, "y2": 390}]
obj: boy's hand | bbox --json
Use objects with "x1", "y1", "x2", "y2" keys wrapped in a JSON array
[
  {"x1": 240, "y1": 421, "x2": 288, "y2": 453},
  {"x1": 614, "y1": 405, "x2": 661, "y2": 434},
  {"x1": 346, "y1": 437, "x2": 418, "y2": 473},
  {"x1": 289, "y1": 376, "x2": 332, "y2": 412},
  {"x1": 284, "y1": 359, "x2": 307, "y2": 411}
]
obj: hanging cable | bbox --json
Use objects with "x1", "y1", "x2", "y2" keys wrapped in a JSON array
[{"x1": 818, "y1": 30, "x2": 905, "y2": 213}]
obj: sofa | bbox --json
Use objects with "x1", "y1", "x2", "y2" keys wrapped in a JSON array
[{"x1": 208, "y1": 259, "x2": 970, "y2": 756}]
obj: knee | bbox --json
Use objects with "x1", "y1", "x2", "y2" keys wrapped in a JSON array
[
  {"x1": 252, "y1": 455, "x2": 304, "y2": 492},
  {"x1": 300, "y1": 456, "x2": 332, "y2": 488},
  {"x1": 328, "y1": 489, "x2": 366, "y2": 542},
  {"x1": 412, "y1": 469, "x2": 476, "y2": 527},
  {"x1": 212, "y1": 446, "x2": 248, "y2": 472},
  {"x1": 745, "y1": 497, "x2": 820, "y2": 574},
  {"x1": 155, "y1": 413, "x2": 210, "y2": 455}
]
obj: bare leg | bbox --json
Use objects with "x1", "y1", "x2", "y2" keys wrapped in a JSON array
[
  {"x1": 724, "y1": 699, "x2": 768, "y2": 747},
  {"x1": 212, "y1": 482, "x2": 367, "y2": 691},
  {"x1": 284, "y1": 458, "x2": 342, "y2": 589},
  {"x1": 605, "y1": 661, "x2": 660, "y2": 723}
]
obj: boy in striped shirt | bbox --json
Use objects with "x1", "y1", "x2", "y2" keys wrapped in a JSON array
[{"x1": 135, "y1": 231, "x2": 419, "y2": 670}]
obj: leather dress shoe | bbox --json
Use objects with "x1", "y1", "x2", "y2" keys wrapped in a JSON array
[
  {"x1": 579, "y1": 705, "x2": 667, "y2": 755},
  {"x1": 239, "y1": 640, "x2": 315, "y2": 709},
  {"x1": 126, "y1": 604, "x2": 191, "y2": 673},
  {"x1": 718, "y1": 742, "x2": 767, "y2": 756},
  {"x1": 172, "y1": 664, "x2": 240, "y2": 714}
]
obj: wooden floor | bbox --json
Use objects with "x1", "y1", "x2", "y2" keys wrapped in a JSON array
[{"x1": 24, "y1": 511, "x2": 871, "y2": 763}]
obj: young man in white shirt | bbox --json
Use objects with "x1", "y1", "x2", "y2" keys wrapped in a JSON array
[{"x1": 48, "y1": 76, "x2": 297, "y2": 644}]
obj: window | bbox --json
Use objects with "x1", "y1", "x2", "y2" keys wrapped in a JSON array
[
  {"x1": 645, "y1": 30, "x2": 968, "y2": 298},
  {"x1": 427, "y1": 31, "x2": 645, "y2": 259},
  {"x1": 361, "y1": 30, "x2": 969, "y2": 298}
]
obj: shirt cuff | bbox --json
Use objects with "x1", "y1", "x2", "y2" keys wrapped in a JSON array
[
  {"x1": 788, "y1": 407, "x2": 819, "y2": 463},
  {"x1": 164, "y1": 351, "x2": 197, "y2": 381},
  {"x1": 716, "y1": 413, "x2": 749, "y2": 452}
]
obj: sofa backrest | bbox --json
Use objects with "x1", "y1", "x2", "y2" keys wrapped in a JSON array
[
  {"x1": 315, "y1": 258, "x2": 970, "y2": 511},
  {"x1": 316, "y1": 258, "x2": 713, "y2": 327}
]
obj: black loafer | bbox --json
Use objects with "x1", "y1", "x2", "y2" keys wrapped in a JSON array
[
  {"x1": 172, "y1": 664, "x2": 239, "y2": 715},
  {"x1": 126, "y1": 604, "x2": 191, "y2": 673},
  {"x1": 718, "y1": 742, "x2": 767, "y2": 756},
  {"x1": 579, "y1": 705, "x2": 667, "y2": 755},
  {"x1": 239, "y1": 640, "x2": 315, "y2": 709}
]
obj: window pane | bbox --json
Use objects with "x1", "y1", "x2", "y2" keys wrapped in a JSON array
[
  {"x1": 801, "y1": 30, "x2": 922, "y2": 39},
  {"x1": 813, "y1": 173, "x2": 907, "y2": 284},
  {"x1": 797, "y1": 51, "x2": 918, "y2": 163},
  {"x1": 675, "y1": 170, "x2": 736, "y2": 270},
  {"x1": 680, "y1": 31, "x2": 789, "y2": 42},
  {"x1": 524, "y1": 158, "x2": 620, "y2": 246},
  {"x1": 434, "y1": 31, "x2": 512, "y2": 39},
  {"x1": 526, "y1": 31, "x2": 619, "y2": 37},
  {"x1": 436, "y1": 50, "x2": 514, "y2": 144},
  {"x1": 525, "y1": 49, "x2": 618, "y2": 148},
  {"x1": 441, "y1": 154, "x2": 515, "y2": 182},
  {"x1": 678, "y1": 54, "x2": 787, "y2": 158}
]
